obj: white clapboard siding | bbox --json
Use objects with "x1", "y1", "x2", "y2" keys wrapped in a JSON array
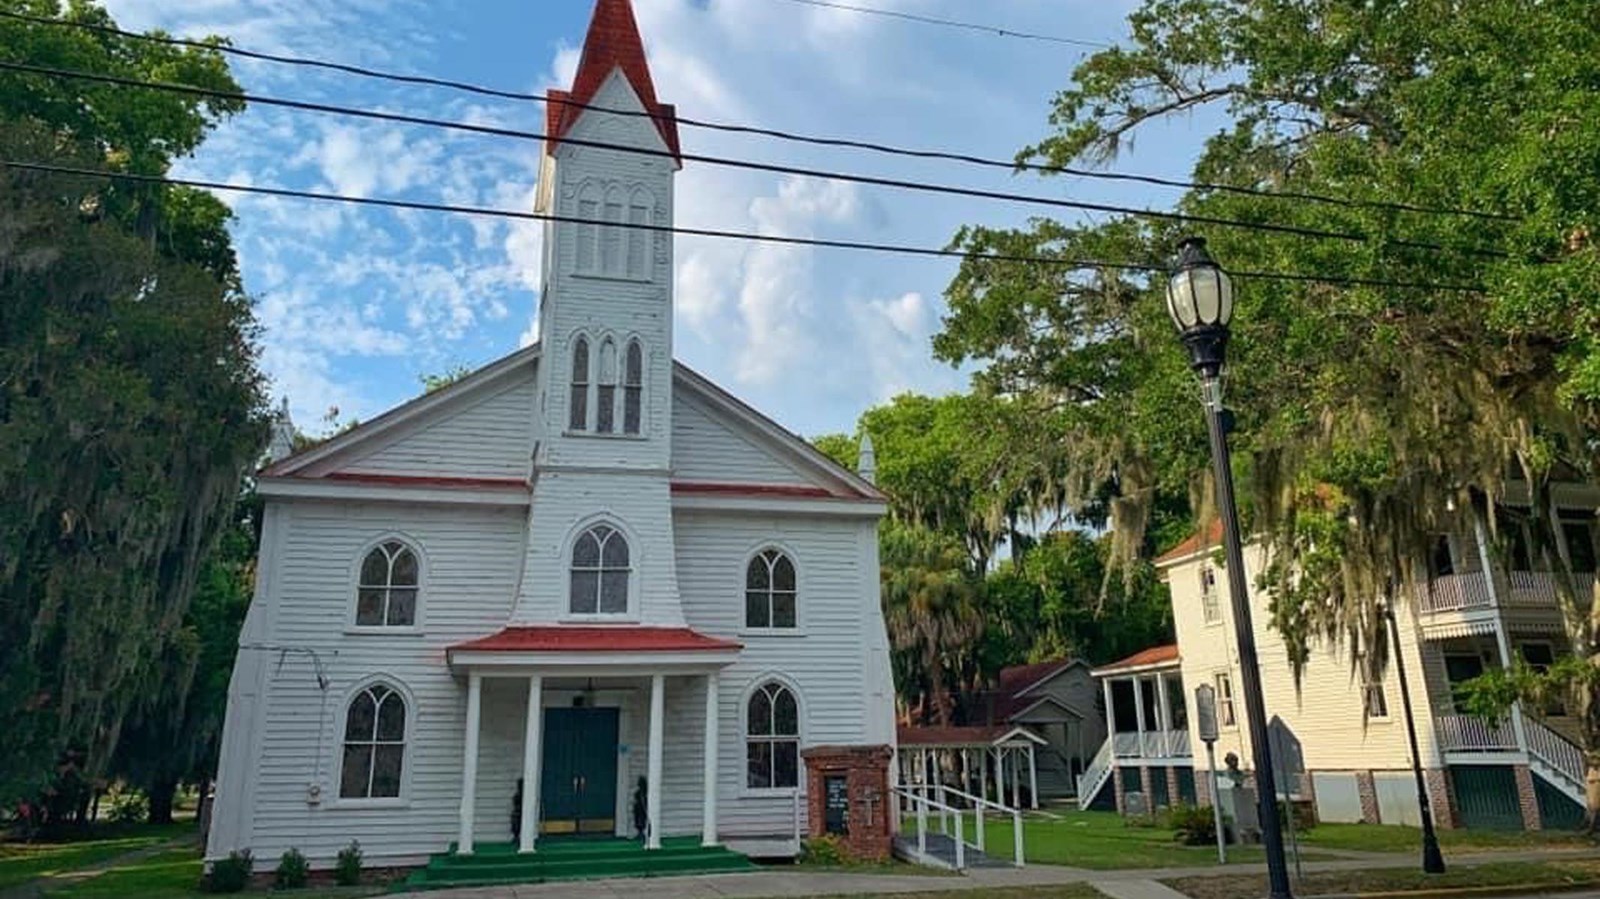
[
  {"x1": 339, "y1": 376, "x2": 535, "y2": 480},
  {"x1": 671, "y1": 392, "x2": 812, "y2": 485},
  {"x1": 229, "y1": 501, "x2": 527, "y2": 864}
]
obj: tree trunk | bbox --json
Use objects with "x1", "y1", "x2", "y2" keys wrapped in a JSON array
[{"x1": 147, "y1": 776, "x2": 178, "y2": 825}]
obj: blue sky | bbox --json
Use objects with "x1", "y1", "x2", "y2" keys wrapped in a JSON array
[{"x1": 101, "y1": 0, "x2": 1222, "y2": 439}]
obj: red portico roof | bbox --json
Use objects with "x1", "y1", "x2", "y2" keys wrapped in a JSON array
[
  {"x1": 450, "y1": 626, "x2": 740, "y2": 654},
  {"x1": 548, "y1": 0, "x2": 682, "y2": 163}
]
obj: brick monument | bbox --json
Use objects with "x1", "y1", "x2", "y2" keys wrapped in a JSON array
[{"x1": 801, "y1": 744, "x2": 894, "y2": 862}]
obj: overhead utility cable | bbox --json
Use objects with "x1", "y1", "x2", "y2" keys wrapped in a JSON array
[
  {"x1": 0, "y1": 10, "x2": 1516, "y2": 223},
  {"x1": 768, "y1": 0, "x2": 1109, "y2": 47},
  {"x1": 0, "y1": 159, "x2": 1486, "y2": 294},
  {"x1": 0, "y1": 60, "x2": 1511, "y2": 261}
]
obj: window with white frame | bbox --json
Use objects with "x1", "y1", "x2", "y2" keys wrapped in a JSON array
[
  {"x1": 569, "y1": 336, "x2": 590, "y2": 431},
  {"x1": 746, "y1": 681, "x2": 800, "y2": 789},
  {"x1": 340, "y1": 683, "x2": 406, "y2": 798},
  {"x1": 596, "y1": 338, "x2": 617, "y2": 434},
  {"x1": 570, "y1": 524, "x2": 630, "y2": 615},
  {"x1": 602, "y1": 186, "x2": 625, "y2": 275},
  {"x1": 576, "y1": 184, "x2": 600, "y2": 273},
  {"x1": 355, "y1": 540, "x2": 418, "y2": 627},
  {"x1": 1200, "y1": 566, "x2": 1222, "y2": 624},
  {"x1": 627, "y1": 188, "x2": 651, "y2": 278},
  {"x1": 623, "y1": 340, "x2": 643, "y2": 435},
  {"x1": 1214, "y1": 672, "x2": 1237, "y2": 727},
  {"x1": 1357, "y1": 651, "x2": 1389, "y2": 718},
  {"x1": 745, "y1": 549, "x2": 797, "y2": 629}
]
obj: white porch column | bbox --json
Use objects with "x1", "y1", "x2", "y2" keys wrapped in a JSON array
[
  {"x1": 1131, "y1": 676, "x2": 1148, "y2": 756},
  {"x1": 647, "y1": 673, "x2": 665, "y2": 850},
  {"x1": 1102, "y1": 677, "x2": 1117, "y2": 747},
  {"x1": 1474, "y1": 513, "x2": 1529, "y2": 754},
  {"x1": 1027, "y1": 744, "x2": 1039, "y2": 809},
  {"x1": 1155, "y1": 672, "x2": 1173, "y2": 755},
  {"x1": 457, "y1": 672, "x2": 483, "y2": 855},
  {"x1": 977, "y1": 745, "x2": 987, "y2": 802},
  {"x1": 1010, "y1": 747, "x2": 1021, "y2": 808},
  {"x1": 701, "y1": 674, "x2": 719, "y2": 846},
  {"x1": 961, "y1": 749, "x2": 971, "y2": 793},
  {"x1": 518, "y1": 675, "x2": 543, "y2": 853}
]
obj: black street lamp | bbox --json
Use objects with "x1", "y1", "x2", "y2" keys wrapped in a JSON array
[
  {"x1": 1384, "y1": 601, "x2": 1448, "y2": 874},
  {"x1": 1166, "y1": 236, "x2": 1293, "y2": 899}
]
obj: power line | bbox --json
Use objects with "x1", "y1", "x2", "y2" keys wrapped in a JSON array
[
  {"x1": 0, "y1": 59, "x2": 1512, "y2": 262},
  {"x1": 0, "y1": 159, "x2": 1486, "y2": 293},
  {"x1": 0, "y1": 9, "x2": 1517, "y2": 223},
  {"x1": 768, "y1": 0, "x2": 1108, "y2": 48}
]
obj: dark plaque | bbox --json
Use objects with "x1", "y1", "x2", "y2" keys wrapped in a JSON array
[{"x1": 823, "y1": 775, "x2": 849, "y2": 835}]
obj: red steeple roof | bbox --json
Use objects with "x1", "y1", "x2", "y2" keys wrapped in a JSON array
[{"x1": 547, "y1": 0, "x2": 681, "y2": 163}]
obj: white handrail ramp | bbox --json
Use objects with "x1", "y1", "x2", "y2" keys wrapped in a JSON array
[{"x1": 892, "y1": 783, "x2": 1026, "y2": 870}]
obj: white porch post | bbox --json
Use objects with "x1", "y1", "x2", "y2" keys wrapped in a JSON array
[
  {"x1": 701, "y1": 674, "x2": 719, "y2": 846},
  {"x1": 961, "y1": 749, "x2": 971, "y2": 793},
  {"x1": 1155, "y1": 672, "x2": 1173, "y2": 755},
  {"x1": 457, "y1": 672, "x2": 483, "y2": 855},
  {"x1": 1027, "y1": 744, "x2": 1039, "y2": 809},
  {"x1": 1131, "y1": 676, "x2": 1148, "y2": 757},
  {"x1": 1102, "y1": 677, "x2": 1117, "y2": 748},
  {"x1": 1010, "y1": 747, "x2": 1021, "y2": 808},
  {"x1": 977, "y1": 746, "x2": 987, "y2": 802},
  {"x1": 647, "y1": 673, "x2": 665, "y2": 850},
  {"x1": 518, "y1": 674, "x2": 543, "y2": 853}
]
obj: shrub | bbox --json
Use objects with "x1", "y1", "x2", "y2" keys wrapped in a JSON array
[
  {"x1": 1168, "y1": 803, "x2": 1218, "y2": 846},
  {"x1": 274, "y1": 848, "x2": 309, "y2": 890},
  {"x1": 800, "y1": 834, "x2": 848, "y2": 866},
  {"x1": 334, "y1": 840, "x2": 363, "y2": 886},
  {"x1": 203, "y1": 850, "x2": 253, "y2": 894},
  {"x1": 106, "y1": 789, "x2": 148, "y2": 824}
]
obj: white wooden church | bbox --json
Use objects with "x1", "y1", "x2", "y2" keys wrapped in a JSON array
[{"x1": 206, "y1": 0, "x2": 896, "y2": 871}]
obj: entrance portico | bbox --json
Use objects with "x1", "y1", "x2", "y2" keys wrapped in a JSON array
[{"x1": 447, "y1": 626, "x2": 742, "y2": 854}]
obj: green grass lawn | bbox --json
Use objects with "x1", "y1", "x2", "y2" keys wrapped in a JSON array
[
  {"x1": 39, "y1": 846, "x2": 386, "y2": 899},
  {"x1": 0, "y1": 823, "x2": 192, "y2": 890},
  {"x1": 1303, "y1": 821, "x2": 1596, "y2": 854},
  {"x1": 1166, "y1": 858, "x2": 1600, "y2": 899}
]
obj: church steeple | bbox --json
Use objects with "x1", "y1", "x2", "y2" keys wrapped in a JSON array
[{"x1": 546, "y1": 0, "x2": 681, "y2": 165}]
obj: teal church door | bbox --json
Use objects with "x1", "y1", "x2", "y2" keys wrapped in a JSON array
[{"x1": 540, "y1": 707, "x2": 620, "y2": 835}]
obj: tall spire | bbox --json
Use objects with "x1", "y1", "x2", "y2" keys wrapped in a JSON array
[{"x1": 547, "y1": 0, "x2": 681, "y2": 163}]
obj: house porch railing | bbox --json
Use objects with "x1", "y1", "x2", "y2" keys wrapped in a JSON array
[
  {"x1": 1434, "y1": 714, "x2": 1519, "y2": 753},
  {"x1": 1112, "y1": 729, "x2": 1192, "y2": 759},
  {"x1": 1417, "y1": 572, "x2": 1594, "y2": 615}
]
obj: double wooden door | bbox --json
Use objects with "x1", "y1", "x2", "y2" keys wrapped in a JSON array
[{"x1": 539, "y1": 706, "x2": 619, "y2": 835}]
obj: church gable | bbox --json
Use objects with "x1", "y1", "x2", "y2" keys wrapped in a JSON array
[
  {"x1": 266, "y1": 347, "x2": 538, "y2": 483},
  {"x1": 671, "y1": 365, "x2": 882, "y2": 500}
]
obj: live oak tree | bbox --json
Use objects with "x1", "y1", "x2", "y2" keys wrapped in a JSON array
[
  {"x1": 935, "y1": 0, "x2": 1600, "y2": 826},
  {"x1": 0, "y1": 1, "x2": 267, "y2": 805}
]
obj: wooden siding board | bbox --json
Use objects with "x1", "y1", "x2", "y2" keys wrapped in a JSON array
[
  {"x1": 339, "y1": 376, "x2": 536, "y2": 480},
  {"x1": 671, "y1": 393, "x2": 811, "y2": 485}
]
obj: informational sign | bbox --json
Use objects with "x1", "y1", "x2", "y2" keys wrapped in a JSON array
[
  {"x1": 1195, "y1": 684, "x2": 1219, "y2": 743},
  {"x1": 824, "y1": 775, "x2": 850, "y2": 836}
]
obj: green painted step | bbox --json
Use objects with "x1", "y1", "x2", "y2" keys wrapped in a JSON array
[{"x1": 400, "y1": 837, "x2": 757, "y2": 892}]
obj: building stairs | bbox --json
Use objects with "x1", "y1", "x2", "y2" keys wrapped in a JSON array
[
  {"x1": 401, "y1": 836, "x2": 756, "y2": 891},
  {"x1": 892, "y1": 833, "x2": 1010, "y2": 870}
]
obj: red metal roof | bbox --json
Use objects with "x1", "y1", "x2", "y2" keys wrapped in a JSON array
[
  {"x1": 897, "y1": 725, "x2": 1016, "y2": 747},
  {"x1": 450, "y1": 626, "x2": 740, "y2": 654},
  {"x1": 548, "y1": 0, "x2": 681, "y2": 162},
  {"x1": 1094, "y1": 644, "x2": 1180, "y2": 674},
  {"x1": 997, "y1": 659, "x2": 1076, "y2": 696},
  {"x1": 1154, "y1": 519, "x2": 1225, "y2": 564}
]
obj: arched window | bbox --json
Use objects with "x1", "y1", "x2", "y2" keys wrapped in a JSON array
[
  {"x1": 340, "y1": 683, "x2": 406, "y2": 799},
  {"x1": 602, "y1": 185, "x2": 625, "y2": 274},
  {"x1": 576, "y1": 183, "x2": 601, "y2": 273},
  {"x1": 746, "y1": 682, "x2": 799, "y2": 789},
  {"x1": 623, "y1": 340, "x2": 643, "y2": 435},
  {"x1": 570, "y1": 524, "x2": 630, "y2": 615},
  {"x1": 569, "y1": 335, "x2": 590, "y2": 432},
  {"x1": 356, "y1": 540, "x2": 418, "y2": 627},
  {"x1": 627, "y1": 187, "x2": 652, "y2": 278},
  {"x1": 745, "y1": 549, "x2": 797, "y2": 629},
  {"x1": 596, "y1": 338, "x2": 618, "y2": 434}
]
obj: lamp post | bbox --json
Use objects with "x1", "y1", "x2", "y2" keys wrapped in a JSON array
[
  {"x1": 1166, "y1": 236, "x2": 1293, "y2": 899},
  {"x1": 1384, "y1": 600, "x2": 1448, "y2": 874}
]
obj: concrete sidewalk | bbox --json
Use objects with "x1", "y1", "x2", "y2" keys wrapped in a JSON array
[{"x1": 416, "y1": 846, "x2": 1600, "y2": 899}]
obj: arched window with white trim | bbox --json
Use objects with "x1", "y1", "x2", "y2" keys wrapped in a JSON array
[
  {"x1": 627, "y1": 187, "x2": 652, "y2": 278},
  {"x1": 569, "y1": 335, "x2": 590, "y2": 432},
  {"x1": 602, "y1": 185, "x2": 625, "y2": 274},
  {"x1": 746, "y1": 681, "x2": 800, "y2": 789},
  {"x1": 570, "y1": 523, "x2": 630, "y2": 615},
  {"x1": 576, "y1": 182, "x2": 601, "y2": 273},
  {"x1": 340, "y1": 683, "x2": 406, "y2": 799},
  {"x1": 623, "y1": 339, "x2": 644, "y2": 435},
  {"x1": 745, "y1": 549, "x2": 796, "y2": 629},
  {"x1": 356, "y1": 540, "x2": 419, "y2": 627},
  {"x1": 596, "y1": 338, "x2": 618, "y2": 434}
]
